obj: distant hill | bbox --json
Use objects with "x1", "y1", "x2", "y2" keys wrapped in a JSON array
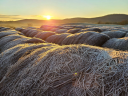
[
  {"x1": 0, "y1": 14, "x2": 128, "y2": 24},
  {"x1": 62, "y1": 14, "x2": 128, "y2": 23},
  {"x1": 92, "y1": 14, "x2": 128, "y2": 22}
]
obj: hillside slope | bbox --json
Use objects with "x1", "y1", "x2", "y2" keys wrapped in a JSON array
[{"x1": 0, "y1": 14, "x2": 128, "y2": 24}]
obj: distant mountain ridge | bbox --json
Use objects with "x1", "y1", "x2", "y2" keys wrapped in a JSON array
[
  {"x1": 62, "y1": 14, "x2": 128, "y2": 23},
  {"x1": 1, "y1": 14, "x2": 128, "y2": 24}
]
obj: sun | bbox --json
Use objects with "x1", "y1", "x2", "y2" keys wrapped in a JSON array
[{"x1": 43, "y1": 15, "x2": 51, "y2": 20}]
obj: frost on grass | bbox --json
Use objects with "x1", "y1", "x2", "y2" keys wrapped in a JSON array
[
  {"x1": 0, "y1": 43, "x2": 58, "y2": 81},
  {"x1": 0, "y1": 44, "x2": 128, "y2": 96},
  {"x1": 62, "y1": 32, "x2": 110, "y2": 46},
  {"x1": 102, "y1": 37, "x2": 128, "y2": 51}
]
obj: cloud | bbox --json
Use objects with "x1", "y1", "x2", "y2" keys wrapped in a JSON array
[
  {"x1": 0, "y1": 15, "x2": 25, "y2": 21},
  {"x1": 0, "y1": 14, "x2": 20, "y2": 18},
  {"x1": 0, "y1": 14, "x2": 44, "y2": 21},
  {"x1": 0, "y1": 14, "x2": 24, "y2": 21}
]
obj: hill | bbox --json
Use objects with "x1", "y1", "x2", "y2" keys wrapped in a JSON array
[
  {"x1": 0, "y1": 14, "x2": 128, "y2": 26},
  {"x1": 63, "y1": 14, "x2": 128, "y2": 23}
]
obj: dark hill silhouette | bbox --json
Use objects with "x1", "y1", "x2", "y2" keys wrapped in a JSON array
[
  {"x1": 63, "y1": 14, "x2": 128, "y2": 23},
  {"x1": 91, "y1": 14, "x2": 128, "y2": 22}
]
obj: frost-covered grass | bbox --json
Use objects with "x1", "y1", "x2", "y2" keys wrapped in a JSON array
[{"x1": 0, "y1": 25, "x2": 128, "y2": 96}]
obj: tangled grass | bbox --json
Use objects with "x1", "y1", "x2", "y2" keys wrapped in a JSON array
[
  {"x1": 102, "y1": 37, "x2": 128, "y2": 51},
  {"x1": 62, "y1": 32, "x2": 110, "y2": 46},
  {"x1": 102, "y1": 31, "x2": 126, "y2": 38},
  {"x1": 0, "y1": 45, "x2": 128, "y2": 96},
  {"x1": 0, "y1": 26, "x2": 128, "y2": 96}
]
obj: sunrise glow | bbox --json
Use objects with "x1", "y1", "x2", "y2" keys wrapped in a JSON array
[{"x1": 43, "y1": 15, "x2": 51, "y2": 20}]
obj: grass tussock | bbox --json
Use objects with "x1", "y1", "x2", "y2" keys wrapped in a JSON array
[
  {"x1": 0, "y1": 44, "x2": 128, "y2": 96},
  {"x1": 0, "y1": 25, "x2": 128, "y2": 96},
  {"x1": 102, "y1": 37, "x2": 128, "y2": 51}
]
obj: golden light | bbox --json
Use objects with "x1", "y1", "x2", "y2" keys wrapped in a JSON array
[
  {"x1": 75, "y1": 73, "x2": 77, "y2": 75},
  {"x1": 74, "y1": 72, "x2": 78, "y2": 76},
  {"x1": 43, "y1": 15, "x2": 51, "y2": 20}
]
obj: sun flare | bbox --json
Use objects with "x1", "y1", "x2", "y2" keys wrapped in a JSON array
[{"x1": 43, "y1": 15, "x2": 51, "y2": 20}]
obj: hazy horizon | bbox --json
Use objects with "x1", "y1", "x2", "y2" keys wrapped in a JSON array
[{"x1": 0, "y1": 0, "x2": 128, "y2": 21}]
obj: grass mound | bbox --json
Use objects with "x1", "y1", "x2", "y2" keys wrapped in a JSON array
[
  {"x1": 0, "y1": 43, "x2": 58, "y2": 81},
  {"x1": 67, "y1": 28, "x2": 81, "y2": 34},
  {"x1": 0, "y1": 34, "x2": 27, "y2": 47},
  {"x1": 0, "y1": 44, "x2": 128, "y2": 96},
  {"x1": 62, "y1": 32, "x2": 110, "y2": 46},
  {"x1": 46, "y1": 33, "x2": 71, "y2": 44},
  {"x1": 28, "y1": 30, "x2": 39, "y2": 37},
  {"x1": 102, "y1": 37, "x2": 128, "y2": 51},
  {"x1": 36, "y1": 31, "x2": 56, "y2": 40},
  {"x1": 102, "y1": 31, "x2": 126, "y2": 38},
  {"x1": 0, "y1": 27, "x2": 10, "y2": 32}
]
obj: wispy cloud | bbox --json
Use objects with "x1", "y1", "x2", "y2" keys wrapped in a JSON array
[
  {"x1": 0, "y1": 14, "x2": 24, "y2": 21},
  {"x1": 0, "y1": 14, "x2": 44, "y2": 21}
]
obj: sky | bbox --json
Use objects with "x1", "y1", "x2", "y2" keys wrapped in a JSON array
[{"x1": 0, "y1": 0, "x2": 128, "y2": 21}]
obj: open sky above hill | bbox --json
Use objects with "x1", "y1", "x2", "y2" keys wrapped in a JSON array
[{"x1": 0, "y1": 0, "x2": 128, "y2": 21}]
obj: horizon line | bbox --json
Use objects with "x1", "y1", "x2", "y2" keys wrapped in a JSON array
[{"x1": 0, "y1": 13, "x2": 128, "y2": 22}]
